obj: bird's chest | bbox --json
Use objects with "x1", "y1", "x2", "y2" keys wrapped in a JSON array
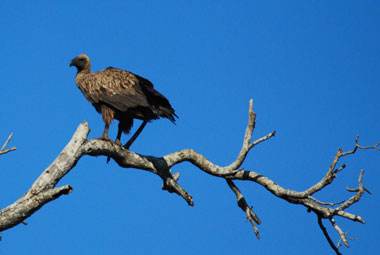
[{"x1": 75, "y1": 76, "x2": 100, "y2": 102}]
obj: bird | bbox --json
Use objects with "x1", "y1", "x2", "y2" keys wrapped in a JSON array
[{"x1": 69, "y1": 54, "x2": 177, "y2": 148}]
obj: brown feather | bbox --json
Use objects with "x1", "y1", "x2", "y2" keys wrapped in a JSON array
[{"x1": 70, "y1": 54, "x2": 177, "y2": 143}]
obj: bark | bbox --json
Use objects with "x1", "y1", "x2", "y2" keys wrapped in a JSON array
[{"x1": 0, "y1": 100, "x2": 378, "y2": 254}]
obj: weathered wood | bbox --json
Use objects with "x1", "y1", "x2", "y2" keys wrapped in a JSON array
[{"x1": 0, "y1": 100, "x2": 378, "y2": 254}]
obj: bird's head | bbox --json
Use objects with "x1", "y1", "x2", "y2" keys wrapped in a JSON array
[{"x1": 70, "y1": 54, "x2": 91, "y2": 72}]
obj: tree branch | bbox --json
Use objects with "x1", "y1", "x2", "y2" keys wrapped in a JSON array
[
  {"x1": 318, "y1": 216, "x2": 342, "y2": 255},
  {"x1": 0, "y1": 133, "x2": 16, "y2": 155},
  {"x1": 0, "y1": 100, "x2": 378, "y2": 255},
  {"x1": 226, "y1": 179, "x2": 261, "y2": 238}
]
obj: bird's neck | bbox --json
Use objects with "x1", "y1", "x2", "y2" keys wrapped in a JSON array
[
  {"x1": 75, "y1": 68, "x2": 91, "y2": 84},
  {"x1": 76, "y1": 68, "x2": 91, "y2": 82},
  {"x1": 77, "y1": 66, "x2": 91, "y2": 74}
]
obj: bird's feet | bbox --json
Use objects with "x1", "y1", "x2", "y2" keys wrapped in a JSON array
[{"x1": 96, "y1": 135, "x2": 113, "y2": 143}]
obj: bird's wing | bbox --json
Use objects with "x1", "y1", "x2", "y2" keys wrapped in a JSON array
[
  {"x1": 88, "y1": 67, "x2": 151, "y2": 111},
  {"x1": 77, "y1": 67, "x2": 177, "y2": 121}
]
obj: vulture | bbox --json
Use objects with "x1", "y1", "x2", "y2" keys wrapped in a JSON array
[{"x1": 70, "y1": 54, "x2": 177, "y2": 148}]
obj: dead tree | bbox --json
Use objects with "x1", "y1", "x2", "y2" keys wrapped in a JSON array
[{"x1": 0, "y1": 100, "x2": 378, "y2": 254}]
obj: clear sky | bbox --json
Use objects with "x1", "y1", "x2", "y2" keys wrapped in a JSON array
[{"x1": 0, "y1": 1, "x2": 379, "y2": 254}]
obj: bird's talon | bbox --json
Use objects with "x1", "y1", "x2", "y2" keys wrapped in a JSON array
[{"x1": 96, "y1": 136, "x2": 112, "y2": 142}]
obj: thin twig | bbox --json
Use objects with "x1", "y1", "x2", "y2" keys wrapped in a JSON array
[
  {"x1": 308, "y1": 196, "x2": 346, "y2": 207},
  {"x1": 0, "y1": 133, "x2": 16, "y2": 155},
  {"x1": 249, "y1": 130, "x2": 276, "y2": 149},
  {"x1": 333, "y1": 164, "x2": 346, "y2": 174},
  {"x1": 330, "y1": 218, "x2": 349, "y2": 248},
  {"x1": 341, "y1": 135, "x2": 380, "y2": 156},
  {"x1": 337, "y1": 233, "x2": 356, "y2": 248},
  {"x1": 318, "y1": 216, "x2": 342, "y2": 255},
  {"x1": 305, "y1": 135, "x2": 379, "y2": 196},
  {"x1": 336, "y1": 170, "x2": 365, "y2": 211}
]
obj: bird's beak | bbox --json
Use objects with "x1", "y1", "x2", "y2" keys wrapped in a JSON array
[{"x1": 69, "y1": 59, "x2": 75, "y2": 67}]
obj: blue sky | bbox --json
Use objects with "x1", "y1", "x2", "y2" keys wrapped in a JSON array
[{"x1": 0, "y1": 1, "x2": 379, "y2": 254}]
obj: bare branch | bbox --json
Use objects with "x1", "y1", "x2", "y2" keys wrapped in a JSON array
[
  {"x1": 304, "y1": 135, "x2": 379, "y2": 198},
  {"x1": 330, "y1": 218, "x2": 349, "y2": 248},
  {"x1": 0, "y1": 133, "x2": 16, "y2": 155},
  {"x1": 0, "y1": 120, "x2": 86, "y2": 231},
  {"x1": 226, "y1": 179, "x2": 260, "y2": 239},
  {"x1": 318, "y1": 216, "x2": 342, "y2": 255},
  {"x1": 305, "y1": 148, "x2": 342, "y2": 196},
  {"x1": 357, "y1": 142, "x2": 380, "y2": 151},
  {"x1": 333, "y1": 164, "x2": 346, "y2": 174},
  {"x1": 249, "y1": 130, "x2": 276, "y2": 149},
  {"x1": 341, "y1": 135, "x2": 380, "y2": 156},
  {"x1": 336, "y1": 170, "x2": 365, "y2": 212},
  {"x1": 337, "y1": 233, "x2": 356, "y2": 248},
  {"x1": 308, "y1": 196, "x2": 346, "y2": 207},
  {"x1": 0, "y1": 100, "x2": 377, "y2": 255}
]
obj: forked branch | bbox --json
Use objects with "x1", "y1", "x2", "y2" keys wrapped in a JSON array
[
  {"x1": 0, "y1": 133, "x2": 16, "y2": 155},
  {"x1": 0, "y1": 100, "x2": 378, "y2": 255}
]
